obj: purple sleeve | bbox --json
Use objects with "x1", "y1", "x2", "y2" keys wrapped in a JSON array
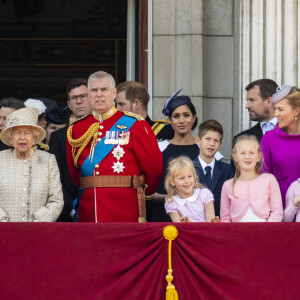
[
  {"x1": 260, "y1": 134, "x2": 272, "y2": 173},
  {"x1": 201, "y1": 188, "x2": 214, "y2": 205},
  {"x1": 165, "y1": 199, "x2": 179, "y2": 214}
]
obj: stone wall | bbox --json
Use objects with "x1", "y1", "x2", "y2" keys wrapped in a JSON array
[{"x1": 152, "y1": 0, "x2": 237, "y2": 160}]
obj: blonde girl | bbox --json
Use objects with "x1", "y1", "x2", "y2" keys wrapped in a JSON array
[
  {"x1": 164, "y1": 156, "x2": 218, "y2": 222},
  {"x1": 220, "y1": 135, "x2": 283, "y2": 222}
]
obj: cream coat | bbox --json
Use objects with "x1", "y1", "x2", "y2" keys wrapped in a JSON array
[{"x1": 0, "y1": 149, "x2": 63, "y2": 222}]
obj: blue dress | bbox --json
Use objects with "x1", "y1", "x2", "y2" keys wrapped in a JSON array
[{"x1": 150, "y1": 141, "x2": 199, "y2": 222}]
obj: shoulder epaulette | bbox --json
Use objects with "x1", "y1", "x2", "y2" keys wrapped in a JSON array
[
  {"x1": 151, "y1": 119, "x2": 171, "y2": 137},
  {"x1": 69, "y1": 114, "x2": 90, "y2": 127},
  {"x1": 123, "y1": 111, "x2": 144, "y2": 121},
  {"x1": 153, "y1": 119, "x2": 171, "y2": 125}
]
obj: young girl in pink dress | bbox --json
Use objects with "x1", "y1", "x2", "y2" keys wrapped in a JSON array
[
  {"x1": 221, "y1": 135, "x2": 283, "y2": 222},
  {"x1": 164, "y1": 156, "x2": 219, "y2": 222},
  {"x1": 283, "y1": 178, "x2": 300, "y2": 222}
]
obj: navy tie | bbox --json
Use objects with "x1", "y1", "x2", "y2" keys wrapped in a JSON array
[{"x1": 205, "y1": 166, "x2": 212, "y2": 188}]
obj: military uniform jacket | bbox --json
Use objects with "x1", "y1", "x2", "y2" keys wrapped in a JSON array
[
  {"x1": 66, "y1": 106, "x2": 163, "y2": 222},
  {"x1": 145, "y1": 116, "x2": 174, "y2": 141}
]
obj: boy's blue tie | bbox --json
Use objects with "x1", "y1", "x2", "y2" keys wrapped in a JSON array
[{"x1": 205, "y1": 166, "x2": 212, "y2": 188}]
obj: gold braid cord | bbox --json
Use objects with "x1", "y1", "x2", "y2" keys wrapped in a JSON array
[
  {"x1": 67, "y1": 123, "x2": 100, "y2": 168},
  {"x1": 163, "y1": 225, "x2": 179, "y2": 300}
]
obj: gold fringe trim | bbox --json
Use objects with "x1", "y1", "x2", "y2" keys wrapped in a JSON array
[
  {"x1": 152, "y1": 123, "x2": 166, "y2": 137},
  {"x1": 163, "y1": 225, "x2": 179, "y2": 300},
  {"x1": 138, "y1": 217, "x2": 147, "y2": 223},
  {"x1": 67, "y1": 122, "x2": 100, "y2": 168}
]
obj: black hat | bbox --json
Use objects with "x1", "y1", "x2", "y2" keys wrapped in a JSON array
[
  {"x1": 162, "y1": 89, "x2": 192, "y2": 116},
  {"x1": 47, "y1": 106, "x2": 70, "y2": 124},
  {"x1": 36, "y1": 98, "x2": 58, "y2": 114}
]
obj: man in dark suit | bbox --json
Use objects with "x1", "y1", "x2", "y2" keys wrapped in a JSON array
[
  {"x1": 49, "y1": 78, "x2": 92, "y2": 221},
  {"x1": 233, "y1": 79, "x2": 278, "y2": 144},
  {"x1": 115, "y1": 81, "x2": 174, "y2": 141},
  {"x1": 193, "y1": 120, "x2": 234, "y2": 217}
]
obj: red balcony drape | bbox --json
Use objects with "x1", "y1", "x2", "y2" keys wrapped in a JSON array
[{"x1": 0, "y1": 223, "x2": 299, "y2": 300}]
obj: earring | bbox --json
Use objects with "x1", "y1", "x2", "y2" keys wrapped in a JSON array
[{"x1": 295, "y1": 116, "x2": 298, "y2": 120}]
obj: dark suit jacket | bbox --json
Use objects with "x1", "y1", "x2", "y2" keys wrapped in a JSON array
[
  {"x1": 233, "y1": 122, "x2": 263, "y2": 145},
  {"x1": 49, "y1": 126, "x2": 78, "y2": 222},
  {"x1": 0, "y1": 140, "x2": 9, "y2": 151},
  {"x1": 193, "y1": 157, "x2": 234, "y2": 217}
]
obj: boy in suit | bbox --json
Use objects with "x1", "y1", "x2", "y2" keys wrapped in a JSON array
[{"x1": 193, "y1": 120, "x2": 234, "y2": 217}]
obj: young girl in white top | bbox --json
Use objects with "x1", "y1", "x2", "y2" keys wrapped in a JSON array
[
  {"x1": 164, "y1": 156, "x2": 219, "y2": 222},
  {"x1": 283, "y1": 178, "x2": 300, "y2": 222},
  {"x1": 220, "y1": 135, "x2": 283, "y2": 222}
]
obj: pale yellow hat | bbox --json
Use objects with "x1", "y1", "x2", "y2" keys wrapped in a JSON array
[{"x1": 0, "y1": 107, "x2": 46, "y2": 146}]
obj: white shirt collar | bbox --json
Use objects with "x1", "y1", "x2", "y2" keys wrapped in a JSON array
[
  {"x1": 260, "y1": 117, "x2": 277, "y2": 131},
  {"x1": 173, "y1": 189, "x2": 200, "y2": 205},
  {"x1": 158, "y1": 140, "x2": 170, "y2": 152},
  {"x1": 198, "y1": 155, "x2": 215, "y2": 174}
]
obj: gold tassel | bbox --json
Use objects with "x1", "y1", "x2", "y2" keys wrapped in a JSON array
[{"x1": 163, "y1": 225, "x2": 179, "y2": 300}]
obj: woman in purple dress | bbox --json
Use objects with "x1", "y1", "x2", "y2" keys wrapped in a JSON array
[{"x1": 261, "y1": 85, "x2": 300, "y2": 208}]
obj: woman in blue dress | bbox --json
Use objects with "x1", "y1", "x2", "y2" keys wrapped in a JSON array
[{"x1": 150, "y1": 91, "x2": 199, "y2": 221}]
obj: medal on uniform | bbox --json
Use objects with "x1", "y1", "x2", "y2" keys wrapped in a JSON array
[
  {"x1": 109, "y1": 131, "x2": 115, "y2": 144},
  {"x1": 104, "y1": 131, "x2": 110, "y2": 144},
  {"x1": 116, "y1": 131, "x2": 121, "y2": 144},
  {"x1": 116, "y1": 124, "x2": 128, "y2": 130},
  {"x1": 125, "y1": 132, "x2": 130, "y2": 145},
  {"x1": 112, "y1": 161, "x2": 125, "y2": 174},
  {"x1": 121, "y1": 131, "x2": 126, "y2": 145},
  {"x1": 112, "y1": 144, "x2": 125, "y2": 160}
]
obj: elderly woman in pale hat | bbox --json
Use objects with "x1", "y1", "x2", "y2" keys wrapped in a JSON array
[
  {"x1": 24, "y1": 98, "x2": 58, "y2": 150},
  {"x1": 261, "y1": 85, "x2": 300, "y2": 209},
  {"x1": 0, "y1": 107, "x2": 63, "y2": 222}
]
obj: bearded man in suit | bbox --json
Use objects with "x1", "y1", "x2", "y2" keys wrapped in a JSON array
[{"x1": 233, "y1": 79, "x2": 278, "y2": 144}]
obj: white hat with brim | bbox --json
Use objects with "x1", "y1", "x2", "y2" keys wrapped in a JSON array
[{"x1": 0, "y1": 107, "x2": 46, "y2": 146}]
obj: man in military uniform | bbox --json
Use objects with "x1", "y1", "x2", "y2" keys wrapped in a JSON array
[
  {"x1": 115, "y1": 81, "x2": 174, "y2": 140},
  {"x1": 66, "y1": 71, "x2": 163, "y2": 222}
]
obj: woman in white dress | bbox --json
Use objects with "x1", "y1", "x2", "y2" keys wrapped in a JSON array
[{"x1": 0, "y1": 106, "x2": 63, "y2": 222}]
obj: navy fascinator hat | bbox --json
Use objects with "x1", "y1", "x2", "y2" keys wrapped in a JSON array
[
  {"x1": 162, "y1": 89, "x2": 192, "y2": 116},
  {"x1": 47, "y1": 106, "x2": 70, "y2": 124}
]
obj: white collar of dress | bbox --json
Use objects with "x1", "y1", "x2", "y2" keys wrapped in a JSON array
[{"x1": 173, "y1": 188, "x2": 199, "y2": 205}]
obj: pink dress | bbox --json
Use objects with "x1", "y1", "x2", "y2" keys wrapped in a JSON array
[
  {"x1": 220, "y1": 173, "x2": 283, "y2": 222},
  {"x1": 165, "y1": 188, "x2": 214, "y2": 222},
  {"x1": 283, "y1": 179, "x2": 300, "y2": 222}
]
